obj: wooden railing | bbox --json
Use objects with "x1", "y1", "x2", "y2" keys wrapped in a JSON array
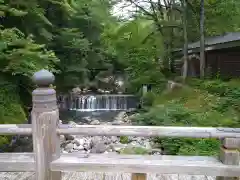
[{"x1": 0, "y1": 69, "x2": 239, "y2": 180}]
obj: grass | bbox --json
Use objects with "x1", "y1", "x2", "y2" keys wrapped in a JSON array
[
  {"x1": 153, "y1": 86, "x2": 219, "y2": 111},
  {"x1": 134, "y1": 82, "x2": 240, "y2": 156},
  {"x1": 120, "y1": 146, "x2": 149, "y2": 155}
]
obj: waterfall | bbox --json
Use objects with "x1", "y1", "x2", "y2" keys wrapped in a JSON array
[{"x1": 59, "y1": 94, "x2": 137, "y2": 111}]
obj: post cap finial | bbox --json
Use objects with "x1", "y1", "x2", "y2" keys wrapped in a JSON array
[{"x1": 32, "y1": 69, "x2": 55, "y2": 87}]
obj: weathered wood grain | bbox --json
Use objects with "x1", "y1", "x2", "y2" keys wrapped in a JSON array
[
  {"x1": 0, "y1": 172, "x2": 216, "y2": 180},
  {"x1": 58, "y1": 125, "x2": 240, "y2": 138},
  {"x1": 131, "y1": 173, "x2": 146, "y2": 180},
  {"x1": 32, "y1": 86, "x2": 61, "y2": 180},
  {"x1": 223, "y1": 138, "x2": 240, "y2": 149},
  {"x1": 219, "y1": 147, "x2": 240, "y2": 165},
  {"x1": 0, "y1": 124, "x2": 32, "y2": 135},
  {"x1": 217, "y1": 138, "x2": 240, "y2": 180},
  {"x1": 0, "y1": 125, "x2": 239, "y2": 138},
  {"x1": 50, "y1": 153, "x2": 240, "y2": 177},
  {"x1": 0, "y1": 153, "x2": 34, "y2": 171}
]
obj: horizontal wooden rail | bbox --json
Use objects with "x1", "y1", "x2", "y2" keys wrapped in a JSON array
[
  {"x1": 58, "y1": 125, "x2": 240, "y2": 138},
  {"x1": 0, "y1": 124, "x2": 32, "y2": 135},
  {"x1": 1, "y1": 152, "x2": 240, "y2": 177},
  {"x1": 1, "y1": 124, "x2": 240, "y2": 138},
  {"x1": 0, "y1": 153, "x2": 34, "y2": 171},
  {"x1": 50, "y1": 153, "x2": 240, "y2": 177}
]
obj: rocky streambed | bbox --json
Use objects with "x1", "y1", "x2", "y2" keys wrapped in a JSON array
[
  {"x1": 8, "y1": 111, "x2": 162, "y2": 156},
  {"x1": 60, "y1": 111, "x2": 162, "y2": 155}
]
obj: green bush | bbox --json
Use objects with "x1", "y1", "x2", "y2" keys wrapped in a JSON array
[
  {"x1": 120, "y1": 136, "x2": 129, "y2": 144},
  {"x1": 0, "y1": 80, "x2": 26, "y2": 149},
  {"x1": 186, "y1": 78, "x2": 240, "y2": 112},
  {"x1": 132, "y1": 78, "x2": 240, "y2": 156},
  {"x1": 133, "y1": 97, "x2": 239, "y2": 156},
  {"x1": 141, "y1": 92, "x2": 156, "y2": 107}
]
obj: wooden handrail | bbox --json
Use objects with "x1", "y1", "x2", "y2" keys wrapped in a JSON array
[
  {"x1": 57, "y1": 125, "x2": 240, "y2": 138},
  {"x1": 0, "y1": 124, "x2": 32, "y2": 135},
  {"x1": 50, "y1": 153, "x2": 240, "y2": 177},
  {"x1": 1, "y1": 124, "x2": 240, "y2": 139},
  {"x1": 1, "y1": 152, "x2": 240, "y2": 177}
]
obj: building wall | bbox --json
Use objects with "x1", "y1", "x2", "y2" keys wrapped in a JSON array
[
  {"x1": 206, "y1": 47, "x2": 240, "y2": 78},
  {"x1": 173, "y1": 46, "x2": 240, "y2": 79}
]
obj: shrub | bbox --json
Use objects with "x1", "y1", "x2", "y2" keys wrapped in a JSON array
[
  {"x1": 120, "y1": 136, "x2": 129, "y2": 144},
  {"x1": 186, "y1": 78, "x2": 240, "y2": 113},
  {"x1": 0, "y1": 80, "x2": 26, "y2": 150},
  {"x1": 132, "y1": 93, "x2": 239, "y2": 156},
  {"x1": 132, "y1": 78, "x2": 240, "y2": 156},
  {"x1": 141, "y1": 92, "x2": 156, "y2": 107}
]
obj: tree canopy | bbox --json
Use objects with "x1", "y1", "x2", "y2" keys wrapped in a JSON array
[{"x1": 1, "y1": 0, "x2": 240, "y2": 122}]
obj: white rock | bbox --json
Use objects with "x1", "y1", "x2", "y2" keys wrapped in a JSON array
[
  {"x1": 75, "y1": 138, "x2": 85, "y2": 146},
  {"x1": 90, "y1": 120, "x2": 100, "y2": 125},
  {"x1": 82, "y1": 116, "x2": 92, "y2": 122},
  {"x1": 83, "y1": 143, "x2": 90, "y2": 150},
  {"x1": 91, "y1": 142, "x2": 107, "y2": 153},
  {"x1": 114, "y1": 111, "x2": 127, "y2": 121},
  {"x1": 65, "y1": 143, "x2": 74, "y2": 152},
  {"x1": 110, "y1": 136, "x2": 119, "y2": 143},
  {"x1": 110, "y1": 143, "x2": 127, "y2": 152},
  {"x1": 68, "y1": 121, "x2": 77, "y2": 127},
  {"x1": 144, "y1": 141, "x2": 152, "y2": 149},
  {"x1": 60, "y1": 135, "x2": 65, "y2": 144},
  {"x1": 130, "y1": 141, "x2": 138, "y2": 146},
  {"x1": 72, "y1": 87, "x2": 81, "y2": 94},
  {"x1": 90, "y1": 136, "x2": 102, "y2": 147},
  {"x1": 65, "y1": 134, "x2": 75, "y2": 141},
  {"x1": 74, "y1": 144, "x2": 84, "y2": 151}
]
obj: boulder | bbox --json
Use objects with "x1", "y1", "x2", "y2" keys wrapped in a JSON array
[
  {"x1": 90, "y1": 120, "x2": 100, "y2": 125},
  {"x1": 90, "y1": 142, "x2": 107, "y2": 153}
]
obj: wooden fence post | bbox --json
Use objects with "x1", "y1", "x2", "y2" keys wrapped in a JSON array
[
  {"x1": 217, "y1": 138, "x2": 240, "y2": 180},
  {"x1": 32, "y1": 69, "x2": 61, "y2": 180},
  {"x1": 131, "y1": 173, "x2": 147, "y2": 180}
]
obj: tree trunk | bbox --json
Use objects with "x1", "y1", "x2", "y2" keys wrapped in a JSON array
[
  {"x1": 182, "y1": 0, "x2": 188, "y2": 80},
  {"x1": 200, "y1": 0, "x2": 205, "y2": 78}
]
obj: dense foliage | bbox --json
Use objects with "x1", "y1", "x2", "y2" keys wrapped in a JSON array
[
  {"x1": 134, "y1": 83, "x2": 240, "y2": 156},
  {"x1": 0, "y1": 0, "x2": 117, "y2": 147}
]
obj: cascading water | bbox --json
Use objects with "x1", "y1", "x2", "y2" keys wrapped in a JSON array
[
  {"x1": 71, "y1": 95, "x2": 134, "y2": 111},
  {"x1": 58, "y1": 94, "x2": 137, "y2": 111}
]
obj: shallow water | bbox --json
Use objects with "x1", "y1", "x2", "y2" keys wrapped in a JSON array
[{"x1": 59, "y1": 109, "x2": 125, "y2": 123}]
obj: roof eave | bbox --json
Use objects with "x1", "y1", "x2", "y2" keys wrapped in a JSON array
[{"x1": 172, "y1": 40, "x2": 240, "y2": 55}]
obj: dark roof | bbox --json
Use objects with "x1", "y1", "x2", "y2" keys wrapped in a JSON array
[{"x1": 173, "y1": 32, "x2": 240, "y2": 52}]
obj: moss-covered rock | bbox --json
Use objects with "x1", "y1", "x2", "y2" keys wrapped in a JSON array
[{"x1": 120, "y1": 136, "x2": 129, "y2": 144}]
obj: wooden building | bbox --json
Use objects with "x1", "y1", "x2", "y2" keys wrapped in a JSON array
[{"x1": 172, "y1": 32, "x2": 240, "y2": 79}]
